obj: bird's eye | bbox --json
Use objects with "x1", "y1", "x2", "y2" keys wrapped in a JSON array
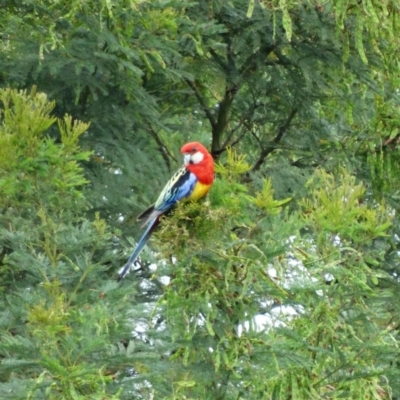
[{"x1": 191, "y1": 147, "x2": 197, "y2": 153}]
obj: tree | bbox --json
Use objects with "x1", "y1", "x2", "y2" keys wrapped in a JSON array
[
  {"x1": 0, "y1": 0, "x2": 400, "y2": 398},
  {"x1": 0, "y1": 88, "x2": 132, "y2": 399}
]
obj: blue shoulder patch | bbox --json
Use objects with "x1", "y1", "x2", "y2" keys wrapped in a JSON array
[{"x1": 154, "y1": 167, "x2": 197, "y2": 212}]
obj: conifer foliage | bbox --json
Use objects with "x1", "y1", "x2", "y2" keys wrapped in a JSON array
[
  {"x1": 0, "y1": 0, "x2": 400, "y2": 399},
  {"x1": 0, "y1": 88, "x2": 129, "y2": 399}
]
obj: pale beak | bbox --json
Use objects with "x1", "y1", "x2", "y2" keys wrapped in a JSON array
[{"x1": 183, "y1": 153, "x2": 191, "y2": 165}]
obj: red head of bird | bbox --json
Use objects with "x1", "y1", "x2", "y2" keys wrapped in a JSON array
[{"x1": 181, "y1": 142, "x2": 214, "y2": 185}]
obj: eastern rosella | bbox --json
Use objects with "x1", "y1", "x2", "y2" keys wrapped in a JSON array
[{"x1": 118, "y1": 142, "x2": 214, "y2": 280}]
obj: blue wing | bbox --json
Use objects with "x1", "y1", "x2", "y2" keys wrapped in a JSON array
[
  {"x1": 154, "y1": 167, "x2": 197, "y2": 212},
  {"x1": 138, "y1": 167, "x2": 197, "y2": 226},
  {"x1": 119, "y1": 167, "x2": 197, "y2": 280}
]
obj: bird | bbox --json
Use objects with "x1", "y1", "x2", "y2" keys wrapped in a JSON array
[{"x1": 118, "y1": 141, "x2": 214, "y2": 280}]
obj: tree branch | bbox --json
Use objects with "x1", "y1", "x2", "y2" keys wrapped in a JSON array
[
  {"x1": 252, "y1": 107, "x2": 298, "y2": 172},
  {"x1": 209, "y1": 48, "x2": 230, "y2": 74},
  {"x1": 212, "y1": 85, "x2": 237, "y2": 152},
  {"x1": 184, "y1": 79, "x2": 217, "y2": 130},
  {"x1": 148, "y1": 126, "x2": 177, "y2": 173},
  {"x1": 239, "y1": 43, "x2": 276, "y2": 77}
]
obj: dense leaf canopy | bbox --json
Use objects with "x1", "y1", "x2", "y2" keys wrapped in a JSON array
[{"x1": 0, "y1": 0, "x2": 400, "y2": 399}]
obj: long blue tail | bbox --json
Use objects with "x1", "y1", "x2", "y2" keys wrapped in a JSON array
[{"x1": 118, "y1": 217, "x2": 158, "y2": 280}]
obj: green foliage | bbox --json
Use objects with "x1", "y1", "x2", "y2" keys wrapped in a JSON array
[
  {"x1": 249, "y1": 178, "x2": 292, "y2": 214},
  {"x1": 301, "y1": 169, "x2": 392, "y2": 244},
  {"x1": 141, "y1": 157, "x2": 394, "y2": 399},
  {"x1": 1, "y1": 0, "x2": 400, "y2": 399},
  {"x1": 0, "y1": 87, "x2": 91, "y2": 212},
  {"x1": 252, "y1": 0, "x2": 400, "y2": 71},
  {"x1": 0, "y1": 88, "x2": 133, "y2": 399}
]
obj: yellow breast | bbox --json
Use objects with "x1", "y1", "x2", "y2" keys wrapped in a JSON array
[{"x1": 188, "y1": 182, "x2": 212, "y2": 201}]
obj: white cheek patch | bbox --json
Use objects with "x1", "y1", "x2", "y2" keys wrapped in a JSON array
[
  {"x1": 191, "y1": 151, "x2": 204, "y2": 164},
  {"x1": 183, "y1": 154, "x2": 191, "y2": 165}
]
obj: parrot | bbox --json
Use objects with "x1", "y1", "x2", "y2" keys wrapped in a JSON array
[{"x1": 118, "y1": 141, "x2": 214, "y2": 280}]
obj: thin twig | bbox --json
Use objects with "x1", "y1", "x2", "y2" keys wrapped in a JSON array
[
  {"x1": 252, "y1": 107, "x2": 298, "y2": 172},
  {"x1": 184, "y1": 79, "x2": 217, "y2": 130},
  {"x1": 148, "y1": 126, "x2": 177, "y2": 173}
]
